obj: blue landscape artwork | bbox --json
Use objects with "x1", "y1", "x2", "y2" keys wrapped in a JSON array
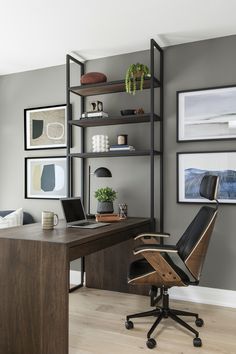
[{"x1": 185, "y1": 168, "x2": 236, "y2": 200}]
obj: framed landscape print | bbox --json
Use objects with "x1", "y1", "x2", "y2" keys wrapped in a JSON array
[
  {"x1": 25, "y1": 156, "x2": 67, "y2": 199},
  {"x1": 177, "y1": 151, "x2": 236, "y2": 204},
  {"x1": 177, "y1": 85, "x2": 236, "y2": 141},
  {"x1": 24, "y1": 104, "x2": 67, "y2": 150}
]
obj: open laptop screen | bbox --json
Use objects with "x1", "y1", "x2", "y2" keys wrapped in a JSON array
[{"x1": 61, "y1": 198, "x2": 86, "y2": 223}]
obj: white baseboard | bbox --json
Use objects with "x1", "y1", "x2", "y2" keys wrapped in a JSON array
[
  {"x1": 69, "y1": 271, "x2": 236, "y2": 308},
  {"x1": 169, "y1": 285, "x2": 236, "y2": 308},
  {"x1": 70, "y1": 270, "x2": 82, "y2": 285}
]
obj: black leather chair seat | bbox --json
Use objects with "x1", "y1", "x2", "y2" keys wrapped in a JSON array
[
  {"x1": 128, "y1": 255, "x2": 190, "y2": 284},
  {"x1": 128, "y1": 258, "x2": 155, "y2": 281}
]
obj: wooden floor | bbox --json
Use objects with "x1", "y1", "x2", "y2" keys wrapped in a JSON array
[{"x1": 69, "y1": 288, "x2": 236, "y2": 354}]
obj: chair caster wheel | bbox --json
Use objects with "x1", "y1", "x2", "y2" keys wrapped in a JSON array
[
  {"x1": 146, "y1": 338, "x2": 156, "y2": 349},
  {"x1": 125, "y1": 320, "x2": 134, "y2": 330},
  {"x1": 195, "y1": 318, "x2": 204, "y2": 327},
  {"x1": 193, "y1": 337, "x2": 202, "y2": 347}
]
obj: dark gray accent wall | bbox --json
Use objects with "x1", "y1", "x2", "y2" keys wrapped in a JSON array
[
  {"x1": 0, "y1": 35, "x2": 236, "y2": 290},
  {"x1": 164, "y1": 36, "x2": 236, "y2": 291}
]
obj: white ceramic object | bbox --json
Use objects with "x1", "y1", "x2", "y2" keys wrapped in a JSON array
[{"x1": 92, "y1": 135, "x2": 109, "y2": 152}]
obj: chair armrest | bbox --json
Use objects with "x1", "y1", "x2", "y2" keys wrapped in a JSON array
[
  {"x1": 134, "y1": 233, "x2": 170, "y2": 241},
  {"x1": 133, "y1": 244, "x2": 178, "y2": 255}
]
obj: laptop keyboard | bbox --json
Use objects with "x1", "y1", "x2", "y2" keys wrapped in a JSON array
[{"x1": 75, "y1": 221, "x2": 93, "y2": 226}]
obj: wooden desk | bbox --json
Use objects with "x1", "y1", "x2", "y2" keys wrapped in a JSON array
[{"x1": 0, "y1": 217, "x2": 151, "y2": 354}]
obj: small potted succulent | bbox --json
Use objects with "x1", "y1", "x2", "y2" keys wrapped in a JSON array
[
  {"x1": 125, "y1": 63, "x2": 150, "y2": 95},
  {"x1": 95, "y1": 187, "x2": 117, "y2": 214}
]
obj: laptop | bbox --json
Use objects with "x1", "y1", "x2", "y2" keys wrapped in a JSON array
[{"x1": 60, "y1": 197, "x2": 110, "y2": 229}]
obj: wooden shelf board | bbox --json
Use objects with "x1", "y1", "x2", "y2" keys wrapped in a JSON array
[
  {"x1": 69, "y1": 77, "x2": 160, "y2": 97},
  {"x1": 68, "y1": 113, "x2": 160, "y2": 127},
  {"x1": 69, "y1": 150, "x2": 161, "y2": 158}
]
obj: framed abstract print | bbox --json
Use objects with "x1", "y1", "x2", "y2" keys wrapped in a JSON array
[
  {"x1": 25, "y1": 156, "x2": 67, "y2": 199},
  {"x1": 24, "y1": 104, "x2": 67, "y2": 150}
]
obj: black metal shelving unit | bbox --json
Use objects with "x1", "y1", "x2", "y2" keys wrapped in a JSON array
[{"x1": 66, "y1": 39, "x2": 164, "y2": 290}]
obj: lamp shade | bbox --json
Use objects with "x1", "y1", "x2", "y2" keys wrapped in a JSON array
[{"x1": 93, "y1": 167, "x2": 112, "y2": 178}]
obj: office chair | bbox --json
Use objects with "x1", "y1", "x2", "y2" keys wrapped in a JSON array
[{"x1": 125, "y1": 175, "x2": 219, "y2": 349}]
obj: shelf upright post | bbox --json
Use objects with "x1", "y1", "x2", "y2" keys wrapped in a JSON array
[
  {"x1": 150, "y1": 39, "x2": 155, "y2": 230},
  {"x1": 66, "y1": 54, "x2": 85, "y2": 292},
  {"x1": 66, "y1": 54, "x2": 72, "y2": 197},
  {"x1": 150, "y1": 39, "x2": 164, "y2": 234},
  {"x1": 80, "y1": 67, "x2": 85, "y2": 204},
  {"x1": 66, "y1": 54, "x2": 85, "y2": 199},
  {"x1": 159, "y1": 45, "x2": 164, "y2": 235}
]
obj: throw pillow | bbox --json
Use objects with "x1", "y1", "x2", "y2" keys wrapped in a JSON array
[{"x1": 0, "y1": 208, "x2": 23, "y2": 229}]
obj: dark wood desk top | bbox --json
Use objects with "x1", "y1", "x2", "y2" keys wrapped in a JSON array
[{"x1": 0, "y1": 217, "x2": 151, "y2": 247}]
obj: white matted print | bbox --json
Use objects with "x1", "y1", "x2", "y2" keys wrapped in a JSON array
[
  {"x1": 178, "y1": 152, "x2": 236, "y2": 204},
  {"x1": 24, "y1": 104, "x2": 67, "y2": 150},
  {"x1": 178, "y1": 86, "x2": 236, "y2": 141},
  {"x1": 25, "y1": 157, "x2": 67, "y2": 199}
]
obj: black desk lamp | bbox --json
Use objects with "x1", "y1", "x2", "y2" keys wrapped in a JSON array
[{"x1": 87, "y1": 165, "x2": 112, "y2": 217}]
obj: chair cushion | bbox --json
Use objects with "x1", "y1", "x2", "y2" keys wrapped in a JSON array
[{"x1": 0, "y1": 208, "x2": 23, "y2": 229}]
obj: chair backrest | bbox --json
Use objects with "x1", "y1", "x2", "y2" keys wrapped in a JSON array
[{"x1": 176, "y1": 175, "x2": 219, "y2": 280}]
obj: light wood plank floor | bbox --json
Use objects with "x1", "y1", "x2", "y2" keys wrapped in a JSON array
[{"x1": 69, "y1": 288, "x2": 236, "y2": 354}]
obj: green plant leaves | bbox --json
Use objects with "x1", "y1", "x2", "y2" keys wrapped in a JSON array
[
  {"x1": 125, "y1": 63, "x2": 150, "y2": 95},
  {"x1": 94, "y1": 187, "x2": 117, "y2": 202}
]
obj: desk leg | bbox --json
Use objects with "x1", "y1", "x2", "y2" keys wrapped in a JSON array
[{"x1": 0, "y1": 239, "x2": 69, "y2": 354}]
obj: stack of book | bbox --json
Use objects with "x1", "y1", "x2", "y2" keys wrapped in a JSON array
[
  {"x1": 81, "y1": 111, "x2": 108, "y2": 119},
  {"x1": 109, "y1": 144, "x2": 135, "y2": 151}
]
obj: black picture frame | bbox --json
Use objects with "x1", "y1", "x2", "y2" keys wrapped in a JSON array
[
  {"x1": 177, "y1": 84, "x2": 236, "y2": 142},
  {"x1": 25, "y1": 156, "x2": 67, "y2": 199},
  {"x1": 24, "y1": 104, "x2": 67, "y2": 150},
  {"x1": 177, "y1": 151, "x2": 236, "y2": 204}
]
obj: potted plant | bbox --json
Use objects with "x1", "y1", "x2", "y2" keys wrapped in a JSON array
[
  {"x1": 95, "y1": 187, "x2": 117, "y2": 214},
  {"x1": 125, "y1": 63, "x2": 150, "y2": 95}
]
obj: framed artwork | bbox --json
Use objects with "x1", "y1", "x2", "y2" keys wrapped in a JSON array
[
  {"x1": 24, "y1": 104, "x2": 67, "y2": 150},
  {"x1": 177, "y1": 151, "x2": 236, "y2": 204},
  {"x1": 177, "y1": 85, "x2": 236, "y2": 141},
  {"x1": 25, "y1": 156, "x2": 67, "y2": 199}
]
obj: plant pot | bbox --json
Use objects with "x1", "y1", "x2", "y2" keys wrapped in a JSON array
[
  {"x1": 133, "y1": 70, "x2": 144, "y2": 79},
  {"x1": 97, "y1": 201, "x2": 114, "y2": 214}
]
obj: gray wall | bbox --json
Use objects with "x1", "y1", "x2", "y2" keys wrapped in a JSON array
[
  {"x1": 0, "y1": 35, "x2": 236, "y2": 290},
  {"x1": 165, "y1": 36, "x2": 236, "y2": 291},
  {"x1": 0, "y1": 65, "x2": 66, "y2": 218}
]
